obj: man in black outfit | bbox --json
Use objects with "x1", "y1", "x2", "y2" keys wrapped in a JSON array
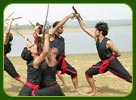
[
  {"x1": 75, "y1": 14, "x2": 132, "y2": 96},
  {"x1": 4, "y1": 18, "x2": 24, "y2": 84},
  {"x1": 49, "y1": 13, "x2": 84, "y2": 95}
]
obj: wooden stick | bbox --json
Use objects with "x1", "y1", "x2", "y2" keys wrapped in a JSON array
[
  {"x1": 4, "y1": 12, "x2": 14, "y2": 21},
  {"x1": 5, "y1": 21, "x2": 25, "y2": 38},
  {"x1": 5, "y1": 17, "x2": 22, "y2": 21}
]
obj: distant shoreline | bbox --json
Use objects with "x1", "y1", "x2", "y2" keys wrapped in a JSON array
[
  {"x1": 9, "y1": 51, "x2": 132, "y2": 58},
  {"x1": 11, "y1": 25, "x2": 132, "y2": 36}
]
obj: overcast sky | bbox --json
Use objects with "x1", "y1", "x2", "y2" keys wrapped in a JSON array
[{"x1": 4, "y1": 4, "x2": 132, "y2": 25}]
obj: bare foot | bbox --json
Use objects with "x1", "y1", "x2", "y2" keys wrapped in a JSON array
[{"x1": 74, "y1": 90, "x2": 88, "y2": 96}]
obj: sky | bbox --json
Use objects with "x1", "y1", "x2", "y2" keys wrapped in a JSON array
[{"x1": 4, "y1": 4, "x2": 132, "y2": 25}]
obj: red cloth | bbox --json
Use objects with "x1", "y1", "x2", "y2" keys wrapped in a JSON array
[
  {"x1": 33, "y1": 32, "x2": 41, "y2": 42},
  {"x1": 25, "y1": 81, "x2": 39, "y2": 96},
  {"x1": 92, "y1": 55, "x2": 115, "y2": 74},
  {"x1": 58, "y1": 55, "x2": 67, "y2": 74}
]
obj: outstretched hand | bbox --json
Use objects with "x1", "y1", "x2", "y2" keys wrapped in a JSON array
[
  {"x1": 67, "y1": 13, "x2": 76, "y2": 19},
  {"x1": 74, "y1": 13, "x2": 80, "y2": 19},
  {"x1": 69, "y1": 13, "x2": 81, "y2": 20},
  {"x1": 25, "y1": 37, "x2": 29, "y2": 41},
  {"x1": 10, "y1": 18, "x2": 15, "y2": 21}
]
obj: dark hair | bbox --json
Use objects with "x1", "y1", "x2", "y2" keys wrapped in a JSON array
[
  {"x1": 36, "y1": 22, "x2": 43, "y2": 28},
  {"x1": 21, "y1": 47, "x2": 33, "y2": 62},
  {"x1": 95, "y1": 22, "x2": 109, "y2": 36},
  {"x1": 9, "y1": 33, "x2": 13, "y2": 42},
  {"x1": 35, "y1": 22, "x2": 43, "y2": 34},
  {"x1": 53, "y1": 21, "x2": 60, "y2": 28}
]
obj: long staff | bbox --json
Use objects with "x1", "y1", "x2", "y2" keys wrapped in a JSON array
[
  {"x1": 42, "y1": 4, "x2": 50, "y2": 35},
  {"x1": 5, "y1": 17, "x2": 22, "y2": 21},
  {"x1": 4, "y1": 21, "x2": 32, "y2": 43},
  {"x1": 4, "y1": 12, "x2": 14, "y2": 21},
  {"x1": 28, "y1": 20, "x2": 35, "y2": 28},
  {"x1": 4, "y1": 21, "x2": 25, "y2": 39}
]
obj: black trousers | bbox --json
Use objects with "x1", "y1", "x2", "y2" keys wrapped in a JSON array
[
  {"x1": 34, "y1": 84, "x2": 65, "y2": 96},
  {"x1": 18, "y1": 85, "x2": 33, "y2": 96},
  {"x1": 4, "y1": 57, "x2": 20, "y2": 78},
  {"x1": 57, "y1": 61, "x2": 77, "y2": 78},
  {"x1": 85, "y1": 58, "x2": 132, "y2": 83}
]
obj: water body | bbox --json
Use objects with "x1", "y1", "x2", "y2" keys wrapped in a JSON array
[{"x1": 7, "y1": 27, "x2": 132, "y2": 57}]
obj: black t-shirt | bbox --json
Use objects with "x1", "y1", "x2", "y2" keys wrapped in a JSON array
[
  {"x1": 96, "y1": 37, "x2": 112, "y2": 60},
  {"x1": 50, "y1": 35, "x2": 65, "y2": 57},
  {"x1": 27, "y1": 60, "x2": 42, "y2": 85},
  {"x1": 40, "y1": 61, "x2": 57, "y2": 88}
]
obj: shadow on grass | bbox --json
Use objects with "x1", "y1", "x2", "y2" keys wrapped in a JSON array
[
  {"x1": 98, "y1": 86, "x2": 129, "y2": 95},
  {"x1": 4, "y1": 84, "x2": 22, "y2": 93},
  {"x1": 61, "y1": 85, "x2": 72, "y2": 93}
]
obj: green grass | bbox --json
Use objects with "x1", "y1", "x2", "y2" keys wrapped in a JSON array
[{"x1": 4, "y1": 52, "x2": 132, "y2": 96}]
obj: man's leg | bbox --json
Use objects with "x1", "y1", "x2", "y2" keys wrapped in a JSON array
[
  {"x1": 56, "y1": 70, "x2": 66, "y2": 87},
  {"x1": 85, "y1": 65, "x2": 100, "y2": 96},
  {"x1": 85, "y1": 74, "x2": 97, "y2": 96}
]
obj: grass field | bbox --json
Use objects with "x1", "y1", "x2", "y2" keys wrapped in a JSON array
[{"x1": 4, "y1": 52, "x2": 132, "y2": 96}]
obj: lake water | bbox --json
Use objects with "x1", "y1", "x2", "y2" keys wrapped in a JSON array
[{"x1": 8, "y1": 27, "x2": 132, "y2": 57}]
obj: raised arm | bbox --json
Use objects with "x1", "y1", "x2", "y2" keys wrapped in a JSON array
[
  {"x1": 50, "y1": 13, "x2": 75, "y2": 35},
  {"x1": 24, "y1": 37, "x2": 34, "y2": 49},
  {"x1": 33, "y1": 34, "x2": 50, "y2": 68},
  {"x1": 4, "y1": 18, "x2": 14, "y2": 44},
  {"x1": 75, "y1": 14, "x2": 97, "y2": 40}
]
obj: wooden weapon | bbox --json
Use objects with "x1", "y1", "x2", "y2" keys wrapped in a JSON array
[{"x1": 72, "y1": 6, "x2": 83, "y2": 21}]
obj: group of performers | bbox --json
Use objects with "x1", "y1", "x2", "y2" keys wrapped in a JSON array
[{"x1": 4, "y1": 12, "x2": 132, "y2": 96}]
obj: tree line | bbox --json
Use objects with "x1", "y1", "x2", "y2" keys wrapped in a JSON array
[{"x1": 4, "y1": 19, "x2": 131, "y2": 30}]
